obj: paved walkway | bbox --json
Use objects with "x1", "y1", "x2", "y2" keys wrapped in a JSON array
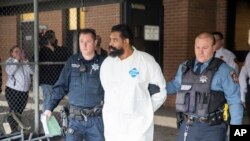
[
  {"x1": 154, "y1": 106, "x2": 178, "y2": 141},
  {"x1": 0, "y1": 92, "x2": 178, "y2": 141}
]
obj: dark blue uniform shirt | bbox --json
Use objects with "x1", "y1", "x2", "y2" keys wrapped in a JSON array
[{"x1": 47, "y1": 53, "x2": 105, "y2": 111}]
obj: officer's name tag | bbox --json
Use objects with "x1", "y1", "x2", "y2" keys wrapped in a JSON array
[
  {"x1": 230, "y1": 125, "x2": 250, "y2": 140},
  {"x1": 71, "y1": 64, "x2": 80, "y2": 68},
  {"x1": 180, "y1": 85, "x2": 192, "y2": 90}
]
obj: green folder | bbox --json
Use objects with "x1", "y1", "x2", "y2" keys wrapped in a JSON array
[{"x1": 41, "y1": 115, "x2": 61, "y2": 137}]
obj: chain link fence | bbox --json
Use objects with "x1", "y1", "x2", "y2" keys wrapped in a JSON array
[
  {"x1": 0, "y1": 0, "x2": 77, "y2": 138},
  {"x1": 0, "y1": 1, "x2": 120, "y2": 139}
]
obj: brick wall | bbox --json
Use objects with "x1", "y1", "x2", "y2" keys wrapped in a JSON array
[
  {"x1": 216, "y1": 0, "x2": 227, "y2": 39},
  {"x1": 0, "y1": 15, "x2": 18, "y2": 91},
  {"x1": 0, "y1": 15, "x2": 18, "y2": 60},
  {"x1": 39, "y1": 10, "x2": 64, "y2": 46},
  {"x1": 85, "y1": 3, "x2": 120, "y2": 51},
  {"x1": 163, "y1": 0, "x2": 189, "y2": 107},
  {"x1": 187, "y1": 0, "x2": 216, "y2": 58}
]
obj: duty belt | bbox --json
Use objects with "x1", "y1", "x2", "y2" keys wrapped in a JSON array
[
  {"x1": 184, "y1": 115, "x2": 209, "y2": 124},
  {"x1": 183, "y1": 111, "x2": 224, "y2": 126},
  {"x1": 69, "y1": 105, "x2": 102, "y2": 121}
]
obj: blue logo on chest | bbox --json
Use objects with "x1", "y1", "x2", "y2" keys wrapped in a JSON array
[{"x1": 129, "y1": 68, "x2": 139, "y2": 78}]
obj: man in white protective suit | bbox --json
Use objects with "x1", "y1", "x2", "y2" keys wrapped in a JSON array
[{"x1": 100, "y1": 24, "x2": 167, "y2": 141}]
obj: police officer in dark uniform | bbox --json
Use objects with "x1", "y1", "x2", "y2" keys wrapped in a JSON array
[
  {"x1": 43, "y1": 28, "x2": 105, "y2": 141},
  {"x1": 166, "y1": 32, "x2": 243, "y2": 141}
]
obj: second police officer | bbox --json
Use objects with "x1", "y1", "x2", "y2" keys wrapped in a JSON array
[
  {"x1": 212, "y1": 31, "x2": 239, "y2": 74},
  {"x1": 166, "y1": 32, "x2": 243, "y2": 141},
  {"x1": 43, "y1": 28, "x2": 105, "y2": 141}
]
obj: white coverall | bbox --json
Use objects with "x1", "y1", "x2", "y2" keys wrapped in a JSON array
[{"x1": 100, "y1": 48, "x2": 167, "y2": 141}]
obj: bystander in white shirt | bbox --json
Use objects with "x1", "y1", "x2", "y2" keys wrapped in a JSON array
[{"x1": 6, "y1": 58, "x2": 33, "y2": 92}]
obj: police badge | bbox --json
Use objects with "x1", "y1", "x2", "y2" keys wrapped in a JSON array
[
  {"x1": 90, "y1": 63, "x2": 99, "y2": 74},
  {"x1": 199, "y1": 75, "x2": 208, "y2": 83}
]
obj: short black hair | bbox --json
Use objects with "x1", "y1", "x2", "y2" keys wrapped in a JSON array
[
  {"x1": 79, "y1": 28, "x2": 96, "y2": 40},
  {"x1": 44, "y1": 30, "x2": 55, "y2": 40},
  {"x1": 111, "y1": 24, "x2": 133, "y2": 46},
  {"x1": 212, "y1": 31, "x2": 223, "y2": 40}
]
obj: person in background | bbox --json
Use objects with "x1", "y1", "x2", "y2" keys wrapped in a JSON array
[
  {"x1": 43, "y1": 28, "x2": 105, "y2": 141},
  {"x1": 212, "y1": 31, "x2": 239, "y2": 74},
  {"x1": 166, "y1": 32, "x2": 243, "y2": 141},
  {"x1": 239, "y1": 51, "x2": 250, "y2": 124},
  {"x1": 5, "y1": 45, "x2": 33, "y2": 132},
  {"x1": 39, "y1": 29, "x2": 69, "y2": 111},
  {"x1": 100, "y1": 24, "x2": 166, "y2": 141},
  {"x1": 95, "y1": 35, "x2": 108, "y2": 57}
]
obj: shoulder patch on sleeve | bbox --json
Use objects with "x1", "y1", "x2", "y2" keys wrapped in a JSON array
[{"x1": 230, "y1": 71, "x2": 239, "y2": 83}]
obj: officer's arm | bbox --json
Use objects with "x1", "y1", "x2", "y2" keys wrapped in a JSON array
[
  {"x1": 166, "y1": 64, "x2": 182, "y2": 94},
  {"x1": 221, "y1": 65, "x2": 243, "y2": 125},
  {"x1": 46, "y1": 58, "x2": 72, "y2": 111}
]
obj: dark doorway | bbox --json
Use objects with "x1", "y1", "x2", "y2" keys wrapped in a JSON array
[
  {"x1": 227, "y1": 0, "x2": 250, "y2": 62},
  {"x1": 21, "y1": 21, "x2": 34, "y2": 60},
  {"x1": 121, "y1": 0, "x2": 164, "y2": 68}
]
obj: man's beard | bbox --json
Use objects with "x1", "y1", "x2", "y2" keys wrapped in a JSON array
[{"x1": 109, "y1": 46, "x2": 124, "y2": 57}]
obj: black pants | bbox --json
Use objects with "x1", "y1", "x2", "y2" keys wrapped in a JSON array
[{"x1": 5, "y1": 86, "x2": 28, "y2": 131}]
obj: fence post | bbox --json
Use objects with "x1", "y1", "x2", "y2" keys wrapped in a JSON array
[{"x1": 33, "y1": 0, "x2": 40, "y2": 134}]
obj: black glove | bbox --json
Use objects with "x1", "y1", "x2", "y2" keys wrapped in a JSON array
[
  {"x1": 148, "y1": 84, "x2": 160, "y2": 96},
  {"x1": 176, "y1": 112, "x2": 184, "y2": 129}
]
